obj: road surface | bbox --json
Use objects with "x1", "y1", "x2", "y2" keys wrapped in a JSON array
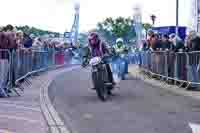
[{"x1": 49, "y1": 67, "x2": 200, "y2": 133}]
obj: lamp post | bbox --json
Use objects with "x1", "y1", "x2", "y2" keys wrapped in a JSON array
[
  {"x1": 133, "y1": 5, "x2": 143, "y2": 49},
  {"x1": 150, "y1": 14, "x2": 156, "y2": 26},
  {"x1": 175, "y1": 0, "x2": 179, "y2": 49},
  {"x1": 176, "y1": 0, "x2": 179, "y2": 36}
]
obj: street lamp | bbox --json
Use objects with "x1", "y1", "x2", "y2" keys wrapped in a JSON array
[
  {"x1": 176, "y1": 0, "x2": 179, "y2": 36},
  {"x1": 150, "y1": 14, "x2": 156, "y2": 26},
  {"x1": 175, "y1": 0, "x2": 179, "y2": 48},
  {"x1": 133, "y1": 4, "x2": 143, "y2": 49}
]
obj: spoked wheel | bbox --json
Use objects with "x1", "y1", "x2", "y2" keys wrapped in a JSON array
[{"x1": 92, "y1": 69, "x2": 109, "y2": 102}]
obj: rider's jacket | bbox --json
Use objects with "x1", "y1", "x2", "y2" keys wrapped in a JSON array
[
  {"x1": 83, "y1": 40, "x2": 109, "y2": 58},
  {"x1": 113, "y1": 43, "x2": 126, "y2": 54},
  {"x1": 82, "y1": 40, "x2": 111, "y2": 67}
]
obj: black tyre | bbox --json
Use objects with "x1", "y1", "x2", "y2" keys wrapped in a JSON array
[{"x1": 92, "y1": 69, "x2": 108, "y2": 101}]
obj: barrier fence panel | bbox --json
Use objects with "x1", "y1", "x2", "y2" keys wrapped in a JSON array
[
  {"x1": 187, "y1": 52, "x2": 200, "y2": 85},
  {"x1": 0, "y1": 48, "x2": 73, "y2": 97},
  {"x1": 143, "y1": 52, "x2": 148, "y2": 70},
  {"x1": 167, "y1": 51, "x2": 175, "y2": 79},
  {"x1": 150, "y1": 52, "x2": 157, "y2": 73},
  {"x1": 174, "y1": 52, "x2": 187, "y2": 81},
  {"x1": 153, "y1": 51, "x2": 167, "y2": 76},
  {"x1": 130, "y1": 51, "x2": 200, "y2": 87},
  {"x1": 0, "y1": 49, "x2": 12, "y2": 96}
]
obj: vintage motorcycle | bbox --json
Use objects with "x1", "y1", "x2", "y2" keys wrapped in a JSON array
[{"x1": 83, "y1": 55, "x2": 113, "y2": 101}]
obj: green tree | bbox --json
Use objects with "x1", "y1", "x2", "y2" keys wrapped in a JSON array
[
  {"x1": 15, "y1": 25, "x2": 59, "y2": 37},
  {"x1": 96, "y1": 17, "x2": 136, "y2": 44},
  {"x1": 142, "y1": 23, "x2": 152, "y2": 38},
  {"x1": 78, "y1": 33, "x2": 88, "y2": 47}
]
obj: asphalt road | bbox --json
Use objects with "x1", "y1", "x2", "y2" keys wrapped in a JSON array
[{"x1": 49, "y1": 67, "x2": 200, "y2": 133}]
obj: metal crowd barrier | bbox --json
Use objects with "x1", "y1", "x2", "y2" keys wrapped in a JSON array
[
  {"x1": 129, "y1": 51, "x2": 200, "y2": 89},
  {"x1": 0, "y1": 49, "x2": 12, "y2": 96},
  {"x1": 0, "y1": 49, "x2": 73, "y2": 97}
]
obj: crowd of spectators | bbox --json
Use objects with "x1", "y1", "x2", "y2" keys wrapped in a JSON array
[
  {"x1": 138, "y1": 30, "x2": 200, "y2": 85},
  {"x1": 0, "y1": 24, "x2": 72, "y2": 53},
  {"x1": 0, "y1": 24, "x2": 73, "y2": 97},
  {"x1": 141, "y1": 30, "x2": 200, "y2": 52}
]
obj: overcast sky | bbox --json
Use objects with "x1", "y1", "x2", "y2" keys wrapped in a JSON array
[{"x1": 0, "y1": 0, "x2": 193, "y2": 33}]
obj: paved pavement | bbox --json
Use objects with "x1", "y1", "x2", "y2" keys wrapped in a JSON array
[
  {"x1": 49, "y1": 67, "x2": 200, "y2": 133},
  {"x1": 0, "y1": 75, "x2": 47, "y2": 133},
  {"x1": 0, "y1": 65, "x2": 75, "y2": 133},
  {"x1": 0, "y1": 65, "x2": 76, "y2": 133}
]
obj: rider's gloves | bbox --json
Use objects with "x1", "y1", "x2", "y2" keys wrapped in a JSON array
[
  {"x1": 82, "y1": 63, "x2": 87, "y2": 68},
  {"x1": 82, "y1": 57, "x2": 89, "y2": 68}
]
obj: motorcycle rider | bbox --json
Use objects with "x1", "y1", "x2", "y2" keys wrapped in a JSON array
[
  {"x1": 113, "y1": 38, "x2": 127, "y2": 54},
  {"x1": 113, "y1": 38, "x2": 129, "y2": 78},
  {"x1": 82, "y1": 32, "x2": 115, "y2": 95}
]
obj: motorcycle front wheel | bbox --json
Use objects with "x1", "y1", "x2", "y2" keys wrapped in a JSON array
[{"x1": 92, "y1": 69, "x2": 108, "y2": 101}]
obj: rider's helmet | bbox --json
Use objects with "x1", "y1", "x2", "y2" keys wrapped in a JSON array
[
  {"x1": 88, "y1": 32, "x2": 100, "y2": 47},
  {"x1": 116, "y1": 38, "x2": 124, "y2": 48},
  {"x1": 116, "y1": 38, "x2": 124, "y2": 44}
]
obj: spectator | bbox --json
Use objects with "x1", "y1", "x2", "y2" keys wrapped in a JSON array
[
  {"x1": 22, "y1": 33, "x2": 33, "y2": 49},
  {"x1": 144, "y1": 30, "x2": 154, "y2": 51},
  {"x1": 161, "y1": 34, "x2": 174, "y2": 51},
  {"x1": 16, "y1": 30, "x2": 24, "y2": 49},
  {"x1": 189, "y1": 32, "x2": 200, "y2": 51},
  {"x1": 169, "y1": 33, "x2": 185, "y2": 52},
  {"x1": 2, "y1": 25, "x2": 17, "y2": 49},
  {"x1": 32, "y1": 37, "x2": 43, "y2": 51},
  {"x1": 149, "y1": 33, "x2": 161, "y2": 51},
  {"x1": 142, "y1": 39, "x2": 150, "y2": 51},
  {"x1": 0, "y1": 25, "x2": 17, "y2": 96},
  {"x1": 0, "y1": 27, "x2": 3, "y2": 32},
  {"x1": 147, "y1": 29, "x2": 154, "y2": 39}
]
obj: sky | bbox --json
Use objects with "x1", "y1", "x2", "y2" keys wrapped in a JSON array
[{"x1": 0, "y1": 0, "x2": 193, "y2": 33}]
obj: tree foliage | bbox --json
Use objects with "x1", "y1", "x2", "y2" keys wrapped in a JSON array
[
  {"x1": 142, "y1": 23, "x2": 152, "y2": 38},
  {"x1": 78, "y1": 33, "x2": 88, "y2": 47},
  {"x1": 96, "y1": 17, "x2": 136, "y2": 44},
  {"x1": 15, "y1": 25, "x2": 60, "y2": 37},
  {"x1": 142, "y1": 23, "x2": 152, "y2": 32}
]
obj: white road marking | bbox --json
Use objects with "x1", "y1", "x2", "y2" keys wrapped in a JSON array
[
  {"x1": 0, "y1": 103, "x2": 40, "y2": 112},
  {"x1": 0, "y1": 100, "x2": 38, "y2": 106},
  {"x1": 0, "y1": 115, "x2": 40, "y2": 123},
  {"x1": 189, "y1": 122, "x2": 200, "y2": 133}
]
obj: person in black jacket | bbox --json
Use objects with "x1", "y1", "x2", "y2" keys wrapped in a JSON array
[
  {"x1": 169, "y1": 34, "x2": 185, "y2": 52},
  {"x1": 190, "y1": 35, "x2": 200, "y2": 51},
  {"x1": 161, "y1": 34, "x2": 175, "y2": 51},
  {"x1": 22, "y1": 33, "x2": 33, "y2": 49}
]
